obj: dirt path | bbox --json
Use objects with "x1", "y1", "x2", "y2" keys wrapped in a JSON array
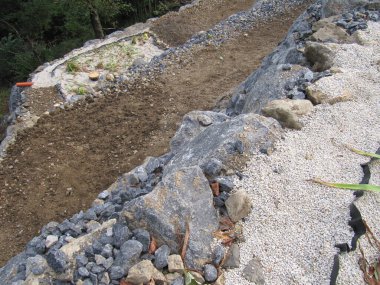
[
  {"x1": 0, "y1": 3, "x2": 309, "y2": 265},
  {"x1": 152, "y1": 0, "x2": 257, "y2": 46}
]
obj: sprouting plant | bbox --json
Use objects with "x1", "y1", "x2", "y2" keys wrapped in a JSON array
[
  {"x1": 310, "y1": 147, "x2": 380, "y2": 193},
  {"x1": 123, "y1": 44, "x2": 137, "y2": 57},
  {"x1": 105, "y1": 60, "x2": 118, "y2": 72},
  {"x1": 66, "y1": 59, "x2": 81, "y2": 72}
]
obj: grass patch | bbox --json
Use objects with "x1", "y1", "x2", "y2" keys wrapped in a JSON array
[{"x1": 66, "y1": 59, "x2": 81, "y2": 72}]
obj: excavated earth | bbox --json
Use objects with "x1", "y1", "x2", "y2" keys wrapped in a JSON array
[{"x1": 0, "y1": 0, "x2": 311, "y2": 266}]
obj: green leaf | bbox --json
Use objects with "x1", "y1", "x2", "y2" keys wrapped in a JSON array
[
  {"x1": 185, "y1": 272, "x2": 201, "y2": 285},
  {"x1": 311, "y1": 179, "x2": 380, "y2": 193},
  {"x1": 347, "y1": 146, "x2": 380, "y2": 159}
]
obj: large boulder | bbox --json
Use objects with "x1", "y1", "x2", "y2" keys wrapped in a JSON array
[
  {"x1": 262, "y1": 99, "x2": 314, "y2": 130},
  {"x1": 122, "y1": 166, "x2": 218, "y2": 270},
  {"x1": 164, "y1": 113, "x2": 282, "y2": 176},
  {"x1": 304, "y1": 42, "x2": 335, "y2": 72}
]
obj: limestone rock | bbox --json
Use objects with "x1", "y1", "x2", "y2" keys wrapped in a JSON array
[
  {"x1": 310, "y1": 22, "x2": 353, "y2": 43},
  {"x1": 306, "y1": 86, "x2": 353, "y2": 105},
  {"x1": 222, "y1": 244, "x2": 240, "y2": 269},
  {"x1": 304, "y1": 42, "x2": 335, "y2": 72},
  {"x1": 242, "y1": 257, "x2": 265, "y2": 284},
  {"x1": 262, "y1": 99, "x2": 313, "y2": 130},
  {"x1": 168, "y1": 255, "x2": 185, "y2": 274},
  {"x1": 126, "y1": 260, "x2": 155, "y2": 284},
  {"x1": 225, "y1": 190, "x2": 252, "y2": 223},
  {"x1": 123, "y1": 167, "x2": 218, "y2": 269}
]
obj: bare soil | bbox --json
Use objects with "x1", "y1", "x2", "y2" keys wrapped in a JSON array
[
  {"x1": 151, "y1": 0, "x2": 257, "y2": 46},
  {"x1": 0, "y1": 3, "x2": 309, "y2": 266}
]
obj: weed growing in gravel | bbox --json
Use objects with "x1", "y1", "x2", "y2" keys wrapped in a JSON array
[
  {"x1": 311, "y1": 147, "x2": 380, "y2": 193},
  {"x1": 66, "y1": 60, "x2": 81, "y2": 72},
  {"x1": 105, "y1": 60, "x2": 118, "y2": 72}
]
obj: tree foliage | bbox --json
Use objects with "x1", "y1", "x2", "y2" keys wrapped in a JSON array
[{"x1": 0, "y1": 0, "x2": 184, "y2": 86}]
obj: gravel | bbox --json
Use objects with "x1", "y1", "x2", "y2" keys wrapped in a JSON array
[{"x1": 225, "y1": 21, "x2": 380, "y2": 285}]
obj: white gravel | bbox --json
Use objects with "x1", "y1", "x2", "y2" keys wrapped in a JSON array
[{"x1": 225, "y1": 21, "x2": 380, "y2": 285}]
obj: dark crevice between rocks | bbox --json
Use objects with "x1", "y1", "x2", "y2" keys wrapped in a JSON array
[{"x1": 330, "y1": 148, "x2": 380, "y2": 285}]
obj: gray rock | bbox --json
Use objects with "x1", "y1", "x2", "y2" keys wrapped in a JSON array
[
  {"x1": 242, "y1": 257, "x2": 266, "y2": 284},
  {"x1": 167, "y1": 255, "x2": 185, "y2": 274},
  {"x1": 123, "y1": 167, "x2": 218, "y2": 269},
  {"x1": 114, "y1": 240, "x2": 143, "y2": 272},
  {"x1": 135, "y1": 166, "x2": 148, "y2": 183},
  {"x1": 26, "y1": 255, "x2": 48, "y2": 276},
  {"x1": 100, "y1": 272, "x2": 110, "y2": 284},
  {"x1": 101, "y1": 244, "x2": 113, "y2": 258},
  {"x1": 222, "y1": 244, "x2": 240, "y2": 269},
  {"x1": 304, "y1": 42, "x2": 334, "y2": 72},
  {"x1": 171, "y1": 276, "x2": 184, "y2": 285},
  {"x1": 310, "y1": 22, "x2": 353, "y2": 43},
  {"x1": 84, "y1": 209, "x2": 97, "y2": 220},
  {"x1": 165, "y1": 114, "x2": 281, "y2": 175},
  {"x1": 112, "y1": 223, "x2": 131, "y2": 248},
  {"x1": 95, "y1": 254, "x2": 107, "y2": 266},
  {"x1": 91, "y1": 264, "x2": 104, "y2": 274},
  {"x1": 212, "y1": 245, "x2": 225, "y2": 266},
  {"x1": 98, "y1": 190, "x2": 110, "y2": 200},
  {"x1": 26, "y1": 236, "x2": 46, "y2": 256},
  {"x1": 201, "y1": 158, "x2": 223, "y2": 177},
  {"x1": 170, "y1": 111, "x2": 228, "y2": 153},
  {"x1": 46, "y1": 249, "x2": 69, "y2": 273},
  {"x1": 215, "y1": 177, "x2": 234, "y2": 192},
  {"x1": 204, "y1": 264, "x2": 218, "y2": 282},
  {"x1": 86, "y1": 221, "x2": 102, "y2": 233},
  {"x1": 76, "y1": 254, "x2": 89, "y2": 267},
  {"x1": 225, "y1": 190, "x2": 253, "y2": 223},
  {"x1": 144, "y1": 156, "x2": 161, "y2": 174},
  {"x1": 78, "y1": 266, "x2": 90, "y2": 277},
  {"x1": 108, "y1": 266, "x2": 125, "y2": 280},
  {"x1": 133, "y1": 228, "x2": 150, "y2": 253},
  {"x1": 154, "y1": 245, "x2": 170, "y2": 269},
  {"x1": 83, "y1": 278, "x2": 93, "y2": 285}
]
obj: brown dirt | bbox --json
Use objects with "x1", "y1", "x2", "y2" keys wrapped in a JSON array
[
  {"x1": 0, "y1": 3, "x2": 310, "y2": 266},
  {"x1": 151, "y1": 0, "x2": 257, "y2": 47}
]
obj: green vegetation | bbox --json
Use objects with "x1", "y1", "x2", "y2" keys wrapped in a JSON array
[
  {"x1": 311, "y1": 148, "x2": 380, "y2": 193},
  {"x1": 66, "y1": 60, "x2": 81, "y2": 73},
  {"x1": 0, "y1": 0, "x2": 184, "y2": 87}
]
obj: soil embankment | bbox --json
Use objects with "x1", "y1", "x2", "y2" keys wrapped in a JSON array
[{"x1": 0, "y1": 1, "x2": 310, "y2": 266}]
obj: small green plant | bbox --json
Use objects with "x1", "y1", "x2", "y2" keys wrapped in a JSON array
[
  {"x1": 76, "y1": 86, "x2": 87, "y2": 95},
  {"x1": 105, "y1": 60, "x2": 118, "y2": 72},
  {"x1": 311, "y1": 147, "x2": 380, "y2": 193},
  {"x1": 123, "y1": 44, "x2": 137, "y2": 57},
  {"x1": 66, "y1": 59, "x2": 81, "y2": 72}
]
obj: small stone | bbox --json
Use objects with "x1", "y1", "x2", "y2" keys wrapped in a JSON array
[
  {"x1": 83, "y1": 279, "x2": 92, "y2": 285},
  {"x1": 204, "y1": 264, "x2": 218, "y2": 282},
  {"x1": 166, "y1": 272, "x2": 182, "y2": 284},
  {"x1": 91, "y1": 264, "x2": 104, "y2": 274},
  {"x1": 45, "y1": 235, "x2": 59, "y2": 248},
  {"x1": 197, "y1": 114, "x2": 213, "y2": 126},
  {"x1": 100, "y1": 272, "x2": 111, "y2": 284},
  {"x1": 89, "y1": 71, "x2": 100, "y2": 81},
  {"x1": 98, "y1": 190, "x2": 110, "y2": 200},
  {"x1": 154, "y1": 245, "x2": 170, "y2": 269},
  {"x1": 86, "y1": 220, "x2": 101, "y2": 233},
  {"x1": 172, "y1": 277, "x2": 184, "y2": 285},
  {"x1": 109, "y1": 265, "x2": 125, "y2": 280},
  {"x1": 225, "y1": 191, "x2": 252, "y2": 222},
  {"x1": 191, "y1": 271, "x2": 205, "y2": 284},
  {"x1": 78, "y1": 266, "x2": 90, "y2": 277},
  {"x1": 303, "y1": 70, "x2": 314, "y2": 82},
  {"x1": 222, "y1": 244, "x2": 240, "y2": 268},
  {"x1": 201, "y1": 158, "x2": 223, "y2": 177},
  {"x1": 112, "y1": 223, "x2": 132, "y2": 248},
  {"x1": 46, "y1": 249, "x2": 68, "y2": 273},
  {"x1": 214, "y1": 273, "x2": 226, "y2": 285},
  {"x1": 215, "y1": 177, "x2": 234, "y2": 192},
  {"x1": 242, "y1": 257, "x2": 265, "y2": 284},
  {"x1": 84, "y1": 209, "x2": 97, "y2": 220},
  {"x1": 168, "y1": 255, "x2": 185, "y2": 274},
  {"x1": 212, "y1": 244, "x2": 225, "y2": 266},
  {"x1": 101, "y1": 244, "x2": 114, "y2": 258},
  {"x1": 133, "y1": 228, "x2": 150, "y2": 252},
  {"x1": 126, "y1": 260, "x2": 155, "y2": 284},
  {"x1": 92, "y1": 198, "x2": 104, "y2": 207},
  {"x1": 304, "y1": 42, "x2": 334, "y2": 72},
  {"x1": 26, "y1": 255, "x2": 48, "y2": 276},
  {"x1": 76, "y1": 254, "x2": 89, "y2": 267},
  {"x1": 106, "y1": 73, "x2": 115, "y2": 82},
  {"x1": 95, "y1": 254, "x2": 107, "y2": 266},
  {"x1": 280, "y1": 63, "x2": 292, "y2": 71}
]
